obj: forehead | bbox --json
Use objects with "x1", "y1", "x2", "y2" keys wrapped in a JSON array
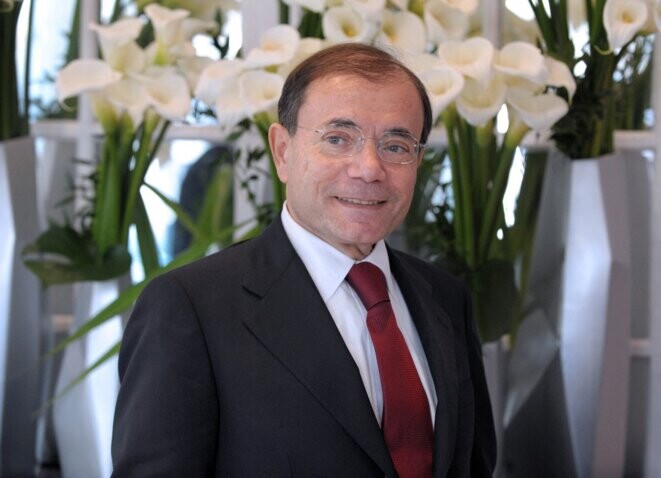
[{"x1": 298, "y1": 73, "x2": 424, "y2": 135}]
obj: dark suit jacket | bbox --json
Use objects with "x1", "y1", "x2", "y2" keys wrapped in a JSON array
[{"x1": 111, "y1": 217, "x2": 496, "y2": 477}]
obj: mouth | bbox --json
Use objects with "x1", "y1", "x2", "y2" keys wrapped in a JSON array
[{"x1": 336, "y1": 196, "x2": 386, "y2": 206}]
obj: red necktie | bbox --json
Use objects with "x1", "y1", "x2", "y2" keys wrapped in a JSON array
[{"x1": 346, "y1": 262, "x2": 433, "y2": 478}]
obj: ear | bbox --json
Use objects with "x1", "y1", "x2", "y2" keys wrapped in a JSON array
[{"x1": 268, "y1": 123, "x2": 292, "y2": 183}]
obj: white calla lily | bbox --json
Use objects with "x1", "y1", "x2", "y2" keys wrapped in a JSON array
[
  {"x1": 177, "y1": 56, "x2": 214, "y2": 92},
  {"x1": 425, "y1": 1, "x2": 470, "y2": 43},
  {"x1": 239, "y1": 70, "x2": 285, "y2": 118},
  {"x1": 56, "y1": 59, "x2": 122, "y2": 103},
  {"x1": 282, "y1": 0, "x2": 328, "y2": 13},
  {"x1": 102, "y1": 77, "x2": 150, "y2": 128},
  {"x1": 144, "y1": 4, "x2": 190, "y2": 46},
  {"x1": 278, "y1": 38, "x2": 325, "y2": 77},
  {"x1": 89, "y1": 18, "x2": 144, "y2": 62},
  {"x1": 143, "y1": 73, "x2": 191, "y2": 121},
  {"x1": 245, "y1": 24, "x2": 301, "y2": 68},
  {"x1": 455, "y1": 76, "x2": 507, "y2": 126},
  {"x1": 544, "y1": 56, "x2": 577, "y2": 100},
  {"x1": 214, "y1": 80, "x2": 248, "y2": 131},
  {"x1": 603, "y1": 0, "x2": 648, "y2": 51},
  {"x1": 437, "y1": 37, "x2": 495, "y2": 84},
  {"x1": 507, "y1": 86, "x2": 569, "y2": 131},
  {"x1": 106, "y1": 41, "x2": 148, "y2": 74},
  {"x1": 377, "y1": 9, "x2": 427, "y2": 53},
  {"x1": 403, "y1": 52, "x2": 444, "y2": 75},
  {"x1": 439, "y1": 0, "x2": 478, "y2": 15},
  {"x1": 494, "y1": 42, "x2": 547, "y2": 84},
  {"x1": 346, "y1": 0, "x2": 387, "y2": 20},
  {"x1": 180, "y1": 17, "x2": 219, "y2": 40},
  {"x1": 322, "y1": 5, "x2": 375, "y2": 43},
  {"x1": 194, "y1": 59, "x2": 245, "y2": 106},
  {"x1": 419, "y1": 66, "x2": 465, "y2": 120}
]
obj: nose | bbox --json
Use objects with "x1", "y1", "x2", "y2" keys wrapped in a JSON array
[{"x1": 346, "y1": 138, "x2": 387, "y2": 182}]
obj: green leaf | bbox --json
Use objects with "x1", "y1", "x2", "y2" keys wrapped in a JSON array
[
  {"x1": 196, "y1": 163, "x2": 233, "y2": 241},
  {"x1": 133, "y1": 194, "x2": 160, "y2": 276},
  {"x1": 467, "y1": 260, "x2": 519, "y2": 343},
  {"x1": 143, "y1": 181, "x2": 200, "y2": 239}
]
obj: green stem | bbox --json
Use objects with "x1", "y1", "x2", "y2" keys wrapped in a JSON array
[
  {"x1": 278, "y1": 0, "x2": 290, "y2": 25},
  {"x1": 478, "y1": 125, "x2": 528, "y2": 261},
  {"x1": 456, "y1": 117, "x2": 476, "y2": 268},
  {"x1": 119, "y1": 115, "x2": 169, "y2": 245},
  {"x1": 93, "y1": 129, "x2": 122, "y2": 258},
  {"x1": 443, "y1": 111, "x2": 464, "y2": 260}
]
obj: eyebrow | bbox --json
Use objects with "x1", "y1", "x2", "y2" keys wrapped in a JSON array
[{"x1": 325, "y1": 118, "x2": 416, "y2": 138}]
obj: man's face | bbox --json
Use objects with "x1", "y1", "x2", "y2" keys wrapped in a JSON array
[{"x1": 269, "y1": 73, "x2": 424, "y2": 259}]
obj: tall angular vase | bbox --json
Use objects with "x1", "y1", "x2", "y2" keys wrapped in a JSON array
[
  {"x1": 502, "y1": 150, "x2": 642, "y2": 477},
  {"x1": 52, "y1": 279, "x2": 124, "y2": 478},
  {"x1": 0, "y1": 137, "x2": 42, "y2": 476}
]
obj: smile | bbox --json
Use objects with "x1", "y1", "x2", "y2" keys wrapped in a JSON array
[{"x1": 336, "y1": 196, "x2": 385, "y2": 206}]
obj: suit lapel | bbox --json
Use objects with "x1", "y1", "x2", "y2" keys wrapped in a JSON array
[
  {"x1": 241, "y1": 219, "x2": 397, "y2": 477},
  {"x1": 389, "y1": 251, "x2": 458, "y2": 478}
]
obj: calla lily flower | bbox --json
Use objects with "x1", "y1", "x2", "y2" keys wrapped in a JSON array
[
  {"x1": 145, "y1": 4, "x2": 190, "y2": 46},
  {"x1": 506, "y1": 86, "x2": 569, "y2": 132},
  {"x1": 143, "y1": 72, "x2": 192, "y2": 121},
  {"x1": 425, "y1": 2, "x2": 470, "y2": 43},
  {"x1": 278, "y1": 38, "x2": 325, "y2": 78},
  {"x1": 419, "y1": 66, "x2": 465, "y2": 120},
  {"x1": 89, "y1": 19, "x2": 144, "y2": 62},
  {"x1": 403, "y1": 52, "x2": 444, "y2": 75},
  {"x1": 101, "y1": 77, "x2": 150, "y2": 128},
  {"x1": 455, "y1": 76, "x2": 507, "y2": 126},
  {"x1": 239, "y1": 70, "x2": 285, "y2": 118},
  {"x1": 437, "y1": 37, "x2": 495, "y2": 84},
  {"x1": 177, "y1": 56, "x2": 214, "y2": 92},
  {"x1": 439, "y1": 0, "x2": 478, "y2": 15},
  {"x1": 194, "y1": 59, "x2": 245, "y2": 106},
  {"x1": 214, "y1": 80, "x2": 248, "y2": 131},
  {"x1": 376, "y1": 9, "x2": 427, "y2": 53},
  {"x1": 106, "y1": 41, "x2": 148, "y2": 74},
  {"x1": 603, "y1": 0, "x2": 649, "y2": 51},
  {"x1": 244, "y1": 25, "x2": 301, "y2": 68},
  {"x1": 346, "y1": 0, "x2": 387, "y2": 20},
  {"x1": 56, "y1": 59, "x2": 122, "y2": 103},
  {"x1": 282, "y1": 0, "x2": 328, "y2": 13},
  {"x1": 544, "y1": 56, "x2": 577, "y2": 100},
  {"x1": 323, "y1": 5, "x2": 375, "y2": 43},
  {"x1": 494, "y1": 42, "x2": 547, "y2": 84}
]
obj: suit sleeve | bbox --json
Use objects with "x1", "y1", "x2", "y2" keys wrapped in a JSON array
[
  {"x1": 111, "y1": 274, "x2": 219, "y2": 477},
  {"x1": 465, "y1": 288, "x2": 497, "y2": 477}
]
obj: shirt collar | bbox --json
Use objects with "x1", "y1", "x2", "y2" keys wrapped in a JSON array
[{"x1": 280, "y1": 203, "x2": 393, "y2": 301}]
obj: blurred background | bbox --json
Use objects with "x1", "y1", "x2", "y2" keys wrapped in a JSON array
[{"x1": 1, "y1": 0, "x2": 660, "y2": 476}]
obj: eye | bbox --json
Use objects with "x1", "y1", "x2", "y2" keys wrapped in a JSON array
[
  {"x1": 320, "y1": 129, "x2": 357, "y2": 151},
  {"x1": 381, "y1": 137, "x2": 413, "y2": 155}
]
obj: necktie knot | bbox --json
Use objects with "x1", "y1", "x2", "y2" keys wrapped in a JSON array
[{"x1": 346, "y1": 262, "x2": 389, "y2": 310}]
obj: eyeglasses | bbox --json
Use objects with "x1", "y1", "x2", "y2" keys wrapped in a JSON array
[{"x1": 298, "y1": 123, "x2": 424, "y2": 165}]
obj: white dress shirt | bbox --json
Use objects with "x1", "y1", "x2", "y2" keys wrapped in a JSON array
[{"x1": 281, "y1": 204, "x2": 438, "y2": 425}]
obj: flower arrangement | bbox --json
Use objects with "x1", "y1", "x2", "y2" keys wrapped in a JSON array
[
  {"x1": 528, "y1": 0, "x2": 661, "y2": 158},
  {"x1": 0, "y1": 0, "x2": 29, "y2": 140},
  {"x1": 23, "y1": 4, "x2": 228, "y2": 285}
]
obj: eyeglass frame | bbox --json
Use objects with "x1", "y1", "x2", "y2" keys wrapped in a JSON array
[{"x1": 296, "y1": 121, "x2": 425, "y2": 165}]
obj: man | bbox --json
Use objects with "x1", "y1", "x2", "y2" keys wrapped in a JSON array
[{"x1": 111, "y1": 43, "x2": 496, "y2": 477}]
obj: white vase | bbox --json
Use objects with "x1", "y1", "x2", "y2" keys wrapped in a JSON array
[
  {"x1": 52, "y1": 279, "x2": 124, "y2": 478},
  {"x1": 0, "y1": 137, "x2": 42, "y2": 476},
  {"x1": 502, "y1": 150, "x2": 644, "y2": 478}
]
